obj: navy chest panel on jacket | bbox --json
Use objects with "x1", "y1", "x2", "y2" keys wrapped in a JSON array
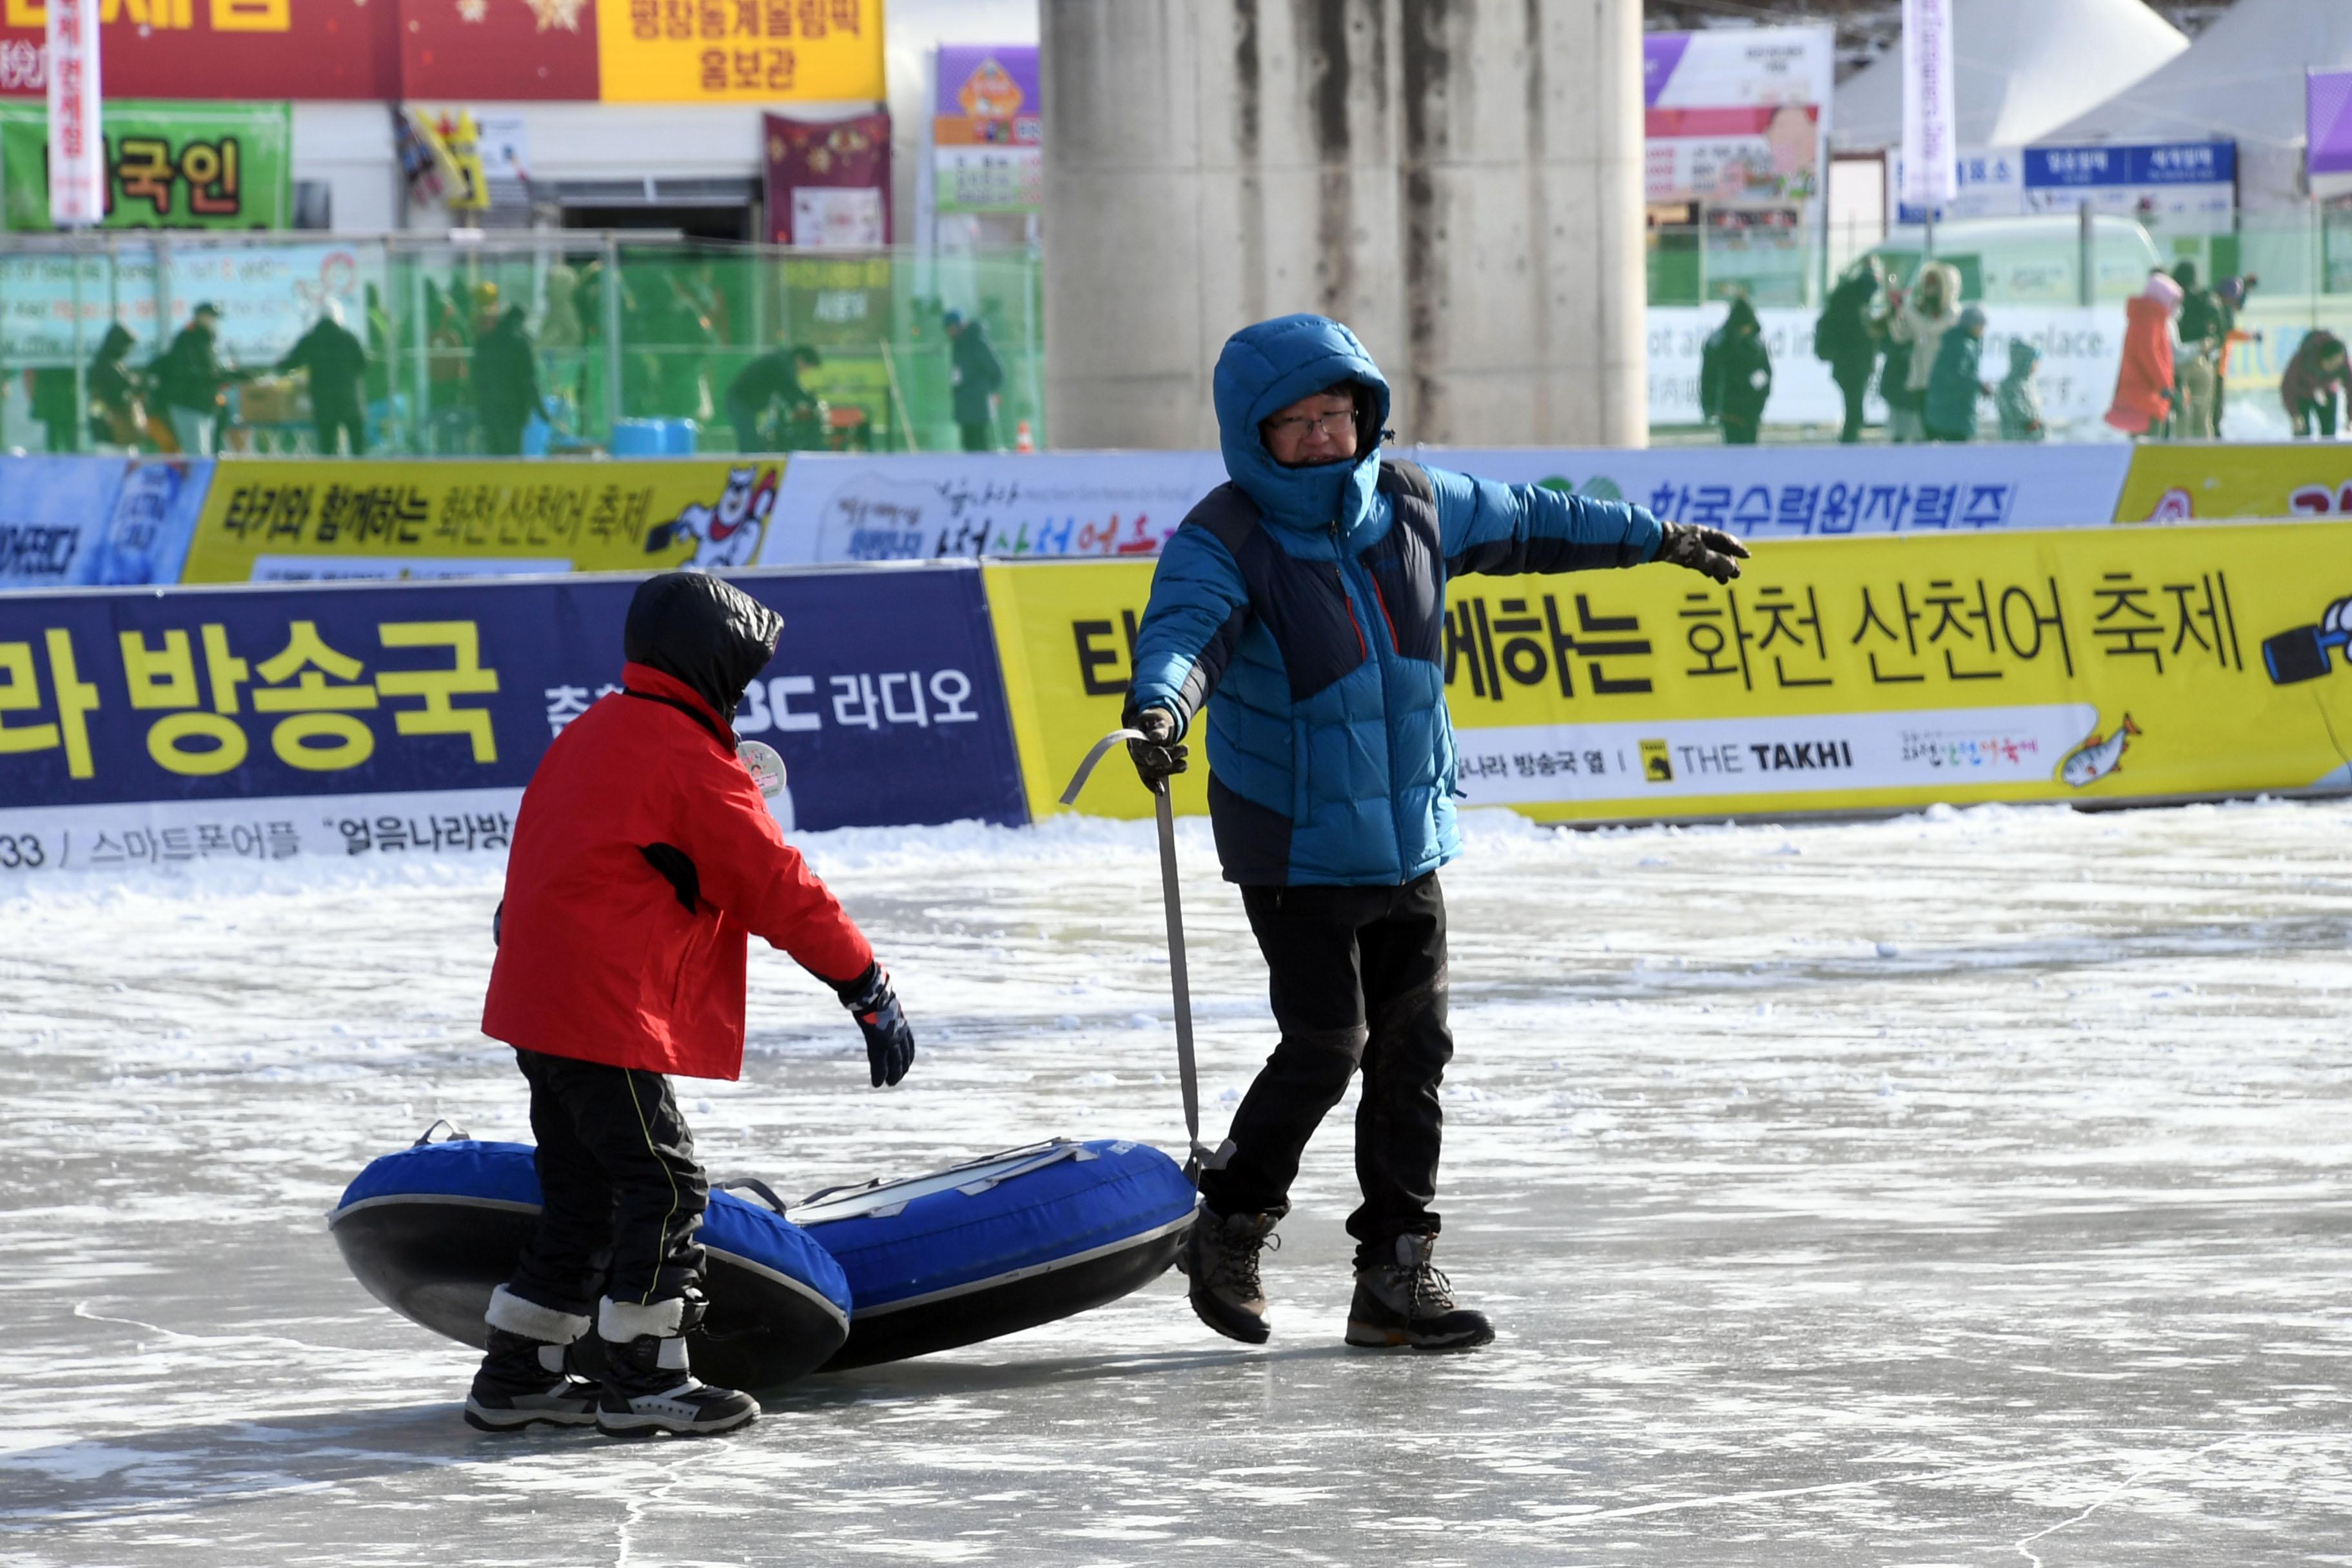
[{"x1": 1186, "y1": 460, "x2": 1444, "y2": 698}]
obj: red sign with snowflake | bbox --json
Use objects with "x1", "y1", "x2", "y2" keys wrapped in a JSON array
[
  {"x1": 0, "y1": 0, "x2": 600, "y2": 101},
  {"x1": 0, "y1": 0, "x2": 883, "y2": 101},
  {"x1": 402, "y1": 0, "x2": 600, "y2": 100},
  {"x1": 0, "y1": 0, "x2": 398, "y2": 99}
]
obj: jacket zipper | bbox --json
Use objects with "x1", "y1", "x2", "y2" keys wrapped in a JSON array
[
  {"x1": 1331, "y1": 519, "x2": 1367, "y2": 660},
  {"x1": 1336, "y1": 514, "x2": 1407, "y2": 876},
  {"x1": 1368, "y1": 578, "x2": 1402, "y2": 652}
]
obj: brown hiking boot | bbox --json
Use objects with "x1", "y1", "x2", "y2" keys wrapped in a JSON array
[
  {"x1": 1345, "y1": 1233, "x2": 1495, "y2": 1351},
  {"x1": 1176, "y1": 1207, "x2": 1282, "y2": 1344}
]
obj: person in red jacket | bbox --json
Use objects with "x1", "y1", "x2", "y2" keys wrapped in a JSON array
[
  {"x1": 466, "y1": 571, "x2": 915, "y2": 1438},
  {"x1": 2104, "y1": 271, "x2": 2181, "y2": 439}
]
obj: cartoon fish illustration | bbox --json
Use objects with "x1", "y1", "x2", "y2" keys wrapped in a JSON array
[{"x1": 2058, "y1": 715, "x2": 2141, "y2": 789}]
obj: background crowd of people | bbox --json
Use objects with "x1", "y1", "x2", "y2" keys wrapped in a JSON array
[
  {"x1": 35, "y1": 271, "x2": 1019, "y2": 461},
  {"x1": 1701, "y1": 252, "x2": 2337, "y2": 446}
]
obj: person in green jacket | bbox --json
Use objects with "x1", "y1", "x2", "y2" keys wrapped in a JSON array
[
  {"x1": 1923, "y1": 306, "x2": 1990, "y2": 443},
  {"x1": 1698, "y1": 297, "x2": 1772, "y2": 444}
]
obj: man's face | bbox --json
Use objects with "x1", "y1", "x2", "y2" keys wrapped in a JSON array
[{"x1": 1261, "y1": 387, "x2": 1359, "y2": 467}]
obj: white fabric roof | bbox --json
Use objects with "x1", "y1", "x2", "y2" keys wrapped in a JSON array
[
  {"x1": 1833, "y1": 0, "x2": 2188, "y2": 153},
  {"x1": 2043, "y1": 0, "x2": 2352, "y2": 147}
]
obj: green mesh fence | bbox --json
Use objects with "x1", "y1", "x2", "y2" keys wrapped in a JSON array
[{"x1": 0, "y1": 235, "x2": 1044, "y2": 458}]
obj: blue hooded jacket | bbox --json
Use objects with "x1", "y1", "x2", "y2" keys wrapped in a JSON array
[{"x1": 1128, "y1": 314, "x2": 1665, "y2": 887}]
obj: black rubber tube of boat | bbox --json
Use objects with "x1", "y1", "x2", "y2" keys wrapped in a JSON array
[{"x1": 1061, "y1": 729, "x2": 1208, "y2": 1183}]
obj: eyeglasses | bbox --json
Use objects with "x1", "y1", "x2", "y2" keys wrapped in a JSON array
[{"x1": 1264, "y1": 409, "x2": 1355, "y2": 440}]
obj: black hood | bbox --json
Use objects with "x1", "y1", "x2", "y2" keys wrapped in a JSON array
[{"x1": 623, "y1": 571, "x2": 782, "y2": 727}]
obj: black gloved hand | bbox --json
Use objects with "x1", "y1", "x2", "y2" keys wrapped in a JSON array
[
  {"x1": 1656, "y1": 520, "x2": 1752, "y2": 584},
  {"x1": 1126, "y1": 705, "x2": 1188, "y2": 794},
  {"x1": 834, "y1": 963, "x2": 914, "y2": 1088}
]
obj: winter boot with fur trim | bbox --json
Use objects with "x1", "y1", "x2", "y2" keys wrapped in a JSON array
[
  {"x1": 594, "y1": 1292, "x2": 760, "y2": 1438},
  {"x1": 464, "y1": 1286, "x2": 602, "y2": 1431}
]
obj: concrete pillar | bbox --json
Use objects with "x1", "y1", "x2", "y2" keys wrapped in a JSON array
[{"x1": 1043, "y1": 0, "x2": 1645, "y2": 452}]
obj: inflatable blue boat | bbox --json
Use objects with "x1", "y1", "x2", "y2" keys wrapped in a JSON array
[
  {"x1": 787, "y1": 1138, "x2": 1198, "y2": 1370},
  {"x1": 329, "y1": 1132, "x2": 1196, "y2": 1384},
  {"x1": 328, "y1": 1135, "x2": 854, "y2": 1389}
]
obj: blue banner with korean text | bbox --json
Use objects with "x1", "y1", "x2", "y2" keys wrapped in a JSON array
[{"x1": 0, "y1": 562, "x2": 1025, "y2": 871}]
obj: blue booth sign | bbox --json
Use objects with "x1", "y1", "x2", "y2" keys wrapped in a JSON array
[{"x1": 0, "y1": 563, "x2": 1026, "y2": 870}]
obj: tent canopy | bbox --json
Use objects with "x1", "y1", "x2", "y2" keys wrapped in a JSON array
[
  {"x1": 1833, "y1": 0, "x2": 2187, "y2": 153},
  {"x1": 2043, "y1": 0, "x2": 2352, "y2": 148}
]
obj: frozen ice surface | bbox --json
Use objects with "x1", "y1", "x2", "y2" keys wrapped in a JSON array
[{"x1": 5, "y1": 801, "x2": 2352, "y2": 1565}]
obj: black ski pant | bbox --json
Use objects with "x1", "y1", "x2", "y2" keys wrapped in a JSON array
[
  {"x1": 1199, "y1": 873, "x2": 1453, "y2": 1266},
  {"x1": 504, "y1": 1046, "x2": 708, "y2": 1319},
  {"x1": 313, "y1": 400, "x2": 366, "y2": 456},
  {"x1": 1834, "y1": 364, "x2": 1870, "y2": 443}
]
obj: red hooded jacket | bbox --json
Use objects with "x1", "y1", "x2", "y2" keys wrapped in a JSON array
[
  {"x1": 2104, "y1": 282, "x2": 2179, "y2": 435},
  {"x1": 482, "y1": 647, "x2": 873, "y2": 1081}
]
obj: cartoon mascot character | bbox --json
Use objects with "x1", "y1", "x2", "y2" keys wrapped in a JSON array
[{"x1": 645, "y1": 467, "x2": 778, "y2": 569}]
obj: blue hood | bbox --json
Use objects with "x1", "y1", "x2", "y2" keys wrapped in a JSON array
[{"x1": 1211, "y1": 314, "x2": 1393, "y2": 539}]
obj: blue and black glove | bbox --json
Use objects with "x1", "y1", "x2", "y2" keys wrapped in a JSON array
[
  {"x1": 1124, "y1": 703, "x2": 1188, "y2": 793},
  {"x1": 1656, "y1": 520, "x2": 1750, "y2": 584},
  {"x1": 835, "y1": 962, "x2": 914, "y2": 1088}
]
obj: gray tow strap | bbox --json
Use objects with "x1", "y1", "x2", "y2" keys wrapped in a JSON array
[{"x1": 1061, "y1": 729, "x2": 1208, "y2": 1184}]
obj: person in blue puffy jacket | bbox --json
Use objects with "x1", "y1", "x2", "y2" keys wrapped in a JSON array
[{"x1": 1125, "y1": 313, "x2": 1747, "y2": 1351}]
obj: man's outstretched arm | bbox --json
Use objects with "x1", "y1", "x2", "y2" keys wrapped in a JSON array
[{"x1": 1429, "y1": 464, "x2": 1747, "y2": 583}]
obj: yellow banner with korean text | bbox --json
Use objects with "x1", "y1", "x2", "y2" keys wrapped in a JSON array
[
  {"x1": 2114, "y1": 444, "x2": 2352, "y2": 524},
  {"x1": 179, "y1": 458, "x2": 787, "y2": 583},
  {"x1": 596, "y1": 0, "x2": 886, "y2": 104},
  {"x1": 986, "y1": 523, "x2": 2352, "y2": 826}
]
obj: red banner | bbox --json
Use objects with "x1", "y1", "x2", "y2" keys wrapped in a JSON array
[
  {"x1": 402, "y1": 0, "x2": 598, "y2": 102},
  {"x1": 0, "y1": 0, "x2": 598, "y2": 101},
  {"x1": 763, "y1": 109, "x2": 889, "y2": 247},
  {"x1": 0, "y1": 0, "x2": 399, "y2": 101}
]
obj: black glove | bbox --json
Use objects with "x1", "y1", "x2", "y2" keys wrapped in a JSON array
[
  {"x1": 1656, "y1": 520, "x2": 1751, "y2": 584},
  {"x1": 1125, "y1": 704, "x2": 1188, "y2": 793},
  {"x1": 834, "y1": 963, "x2": 914, "y2": 1088}
]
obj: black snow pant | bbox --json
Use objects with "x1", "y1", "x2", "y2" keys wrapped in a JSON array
[
  {"x1": 482, "y1": 415, "x2": 528, "y2": 457},
  {"x1": 727, "y1": 394, "x2": 765, "y2": 453},
  {"x1": 503, "y1": 1047, "x2": 709, "y2": 1318},
  {"x1": 1834, "y1": 365, "x2": 1870, "y2": 443},
  {"x1": 1198, "y1": 873, "x2": 1454, "y2": 1267},
  {"x1": 313, "y1": 400, "x2": 366, "y2": 456}
]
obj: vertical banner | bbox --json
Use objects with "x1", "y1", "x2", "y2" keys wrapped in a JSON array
[
  {"x1": 1899, "y1": 0, "x2": 1955, "y2": 210},
  {"x1": 2309, "y1": 70, "x2": 2352, "y2": 179},
  {"x1": 43, "y1": 0, "x2": 98, "y2": 226},
  {"x1": 1641, "y1": 29, "x2": 1832, "y2": 208},
  {"x1": 763, "y1": 110, "x2": 890, "y2": 248},
  {"x1": 932, "y1": 45, "x2": 1042, "y2": 217}
]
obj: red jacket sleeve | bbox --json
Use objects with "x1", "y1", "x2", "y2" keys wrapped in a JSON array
[{"x1": 668, "y1": 747, "x2": 876, "y2": 986}]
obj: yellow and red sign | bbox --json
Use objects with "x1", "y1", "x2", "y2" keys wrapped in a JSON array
[
  {"x1": 989, "y1": 523, "x2": 2352, "y2": 827},
  {"x1": 0, "y1": 0, "x2": 883, "y2": 104},
  {"x1": 181, "y1": 458, "x2": 788, "y2": 583},
  {"x1": 2115, "y1": 444, "x2": 2352, "y2": 524}
]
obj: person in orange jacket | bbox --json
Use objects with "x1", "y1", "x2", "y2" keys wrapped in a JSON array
[
  {"x1": 467, "y1": 571, "x2": 915, "y2": 1438},
  {"x1": 2104, "y1": 271, "x2": 2181, "y2": 440}
]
